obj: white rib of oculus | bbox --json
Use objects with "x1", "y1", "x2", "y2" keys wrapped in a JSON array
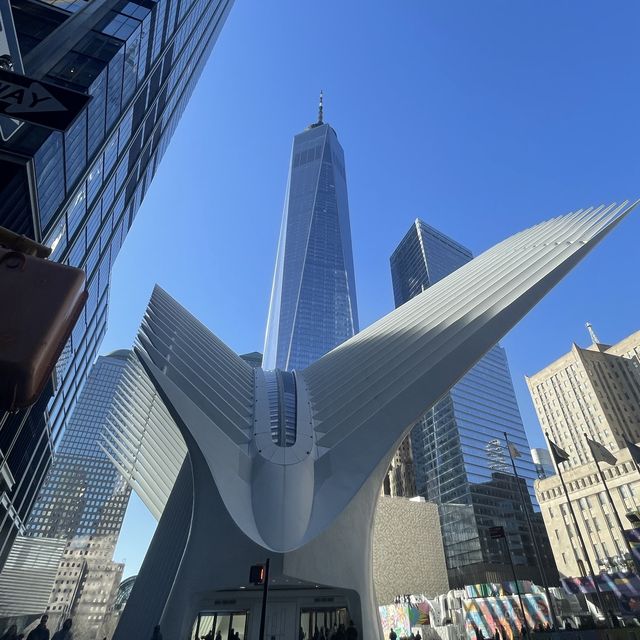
[{"x1": 120, "y1": 201, "x2": 636, "y2": 640}]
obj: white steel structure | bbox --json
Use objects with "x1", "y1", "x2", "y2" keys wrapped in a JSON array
[
  {"x1": 101, "y1": 354, "x2": 185, "y2": 520},
  {"x1": 114, "y1": 202, "x2": 636, "y2": 640}
]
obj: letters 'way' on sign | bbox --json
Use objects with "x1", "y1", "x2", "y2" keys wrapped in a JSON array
[{"x1": 0, "y1": 68, "x2": 90, "y2": 131}]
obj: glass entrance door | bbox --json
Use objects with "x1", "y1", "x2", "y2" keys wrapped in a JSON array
[
  {"x1": 192, "y1": 611, "x2": 249, "y2": 640},
  {"x1": 300, "y1": 608, "x2": 348, "y2": 640}
]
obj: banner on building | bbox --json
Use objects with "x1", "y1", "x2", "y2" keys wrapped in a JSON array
[
  {"x1": 379, "y1": 605, "x2": 412, "y2": 638},
  {"x1": 624, "y1": 528, "x2": 640, "y2": 565},
  {"x1": 378, "y1": 604, "x2": 431, "y2": 637},
  {"x1": 561, "y1": 571, "x2": 640, "y2": 598},
  {"x1": 465, "y1": 581, "x2": 537, "y2": 598},
  {"x1": 463, "y1": 595, "x2": 551, "y2": 640}
]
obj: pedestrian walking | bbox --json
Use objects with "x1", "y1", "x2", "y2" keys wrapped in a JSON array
[
  {"x1": 26, "y1": 616, "x2": 49, "y2": 640},
  {"x1": 51, "y1": 619, "x2": 73, "y2": 640},
  {"x1": 389, "y1": 628, "x2": 397, "y2": 640}
]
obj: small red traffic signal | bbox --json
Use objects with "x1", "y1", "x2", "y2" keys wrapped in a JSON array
[{"x1": 249, "y1": 564, "x2": 265, "y2": 585}]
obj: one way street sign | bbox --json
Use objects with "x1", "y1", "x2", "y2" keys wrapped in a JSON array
[{"x1": 0, "y1": 68, "x2": 90, "y2": 131}]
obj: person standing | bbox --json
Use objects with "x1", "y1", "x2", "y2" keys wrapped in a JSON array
[
  {"x1": 345, "y1": 621, "x2": 357, "y2": 640},
  {"x1": 26, "y1": 616, "x2": 49, "y2": 640},
  {"x1": 389, "y1": 628, "x2": 397, "y2": 640},
  {"x1": 51, "y1": 619, "x2": 73, "y2": 640},
  {"x1": 150, "y1": 625, "x2": 163, "y2": 640}
]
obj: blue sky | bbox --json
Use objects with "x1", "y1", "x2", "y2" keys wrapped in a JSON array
[{"x1": 104, "y1": 1, "x2": 640, "y2": 576}]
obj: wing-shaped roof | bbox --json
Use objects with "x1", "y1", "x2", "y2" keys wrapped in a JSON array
[{"x1": 303, "y1": 201, "x2": 637, "y2": 456}]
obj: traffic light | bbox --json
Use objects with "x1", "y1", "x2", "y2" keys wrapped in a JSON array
[
  {"x1": 0, "y1": 228, "x2": 87, "y2": 411},
  {"x1": 249, "y1": 564, "x2": 265, "y2": 585}
]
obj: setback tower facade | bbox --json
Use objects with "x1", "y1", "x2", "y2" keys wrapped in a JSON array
[
  {"x1": 0, "y1": 0, "x2": 235, "y2": 570},
  {"x1": 263, "y1": 95, "x2": 359, "y2": 371},
  {"x1": 390, "y1": 219, "x2": 555, "y2": 586},
  {"x1": 22, "y1": 351, "x2": 133, "y2": 639}
]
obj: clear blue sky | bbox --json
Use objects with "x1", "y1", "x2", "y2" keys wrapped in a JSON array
[{"x1": 105, "y1": 1, "x2": 640, "y2": 576}]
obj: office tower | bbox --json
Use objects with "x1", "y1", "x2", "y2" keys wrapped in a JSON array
[
  {"x1": 390, "y1": 219, "x2": 553, "y2": 587},
  {"x1": 0, "y1": 0, "x2": 235, "y2": 570},
  {"x1": 531, "y1": 328, "x2": 640, "y2": 578},
  {"x1": 21, "y1": 351, "x2": 132, "y2": 638},
  {"x1": 531, "y1": 448, "x2": 554, "y2": 480},
  {"x1": 263, "y1": 95, "x2": 359, "y2": 371}
]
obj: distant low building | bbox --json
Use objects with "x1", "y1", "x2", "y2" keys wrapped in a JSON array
[{"x1": 97, "y1": 575, "x2": 136, "y2": 640}]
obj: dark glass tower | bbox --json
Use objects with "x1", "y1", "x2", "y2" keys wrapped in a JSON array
[
  {"x1": 263, "y1": 95, "x2": 359, "y2": 371},
  {"x1": 390, "y1": 219, "x2": 556, "y2": 587},
  {"x1": 0, "y1": 0, "x2": 234, "y2": 570}
]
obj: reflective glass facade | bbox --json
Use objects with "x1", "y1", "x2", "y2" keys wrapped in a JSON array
[
  {"x1": 390, "y1": 219, "x2": 555, "y2": 586},
  {"x1": 27, "y1": 352, "x2": 131, "y2": 540},
  {"x1": 0, "y1": 0, "x2": 234, "y2": 570},
  {"x1": 263, "y1": 120, "x2": 359, "y2": 371}
]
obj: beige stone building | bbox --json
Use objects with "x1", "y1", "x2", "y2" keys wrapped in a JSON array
[
  {"x1": 527, "y1": 327, "x2": 640, "y2": 466},
  {"x1": 528, "y1": 327, "x2": 640, "y2": 578},
  {"x1": 382, "y1": 436, "x2": 417, "y2": 498},
  {"x1": 47, "y1": 534, "x2": 124, "y2": 639},
  {"x1": 373, "y1": 496, "x2": 449, "y2": 603}
]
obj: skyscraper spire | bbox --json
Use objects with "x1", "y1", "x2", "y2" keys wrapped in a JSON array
[
  {"x1": 586, "y1": 321, "x2": 600, "y2": 344},
  {"x1": 318, "y1": 90, "x2": 324, "y2": 124}
]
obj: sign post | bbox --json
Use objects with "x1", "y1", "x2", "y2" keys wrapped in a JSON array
[
  {"x1": 490, "y1": 526, "x2": 530, "y2": 637},
  {"x1": 250, "y1": 559, "x2": 270, "y2": 640}
]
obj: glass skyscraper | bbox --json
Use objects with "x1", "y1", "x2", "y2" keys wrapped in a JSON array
[
  {"x1": 0, "y1": 0, "x2": 234, "y2": 570},
  {"x1": 263, "y1": 96, "x2": 359, "y2": 371},
  {"x1": 390, "y1": 219, "x2": 555, "y2": 587},
  {"x1": 22, "y1": 351, "x2": 132, "y2": 638},
  {"x1": 27, "y1": 351, "x2": 131, "y2": 541}
]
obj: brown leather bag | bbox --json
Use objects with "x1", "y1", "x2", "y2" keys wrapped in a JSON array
[{"x1": 0, "y1": 244, "x2": 86, "y2": 410}]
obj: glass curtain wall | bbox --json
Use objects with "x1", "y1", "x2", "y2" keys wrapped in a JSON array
[
  {"x1": 389, "y1": 219, "x2": 553, "y2": 586},
  {"x1": 0, "y1": 0, "x2": 234, "y2": 570}
]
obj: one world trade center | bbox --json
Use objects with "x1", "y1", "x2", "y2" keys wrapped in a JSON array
[{"x1": 263, "y1": 94, "x2": 359, "y2": 371}]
